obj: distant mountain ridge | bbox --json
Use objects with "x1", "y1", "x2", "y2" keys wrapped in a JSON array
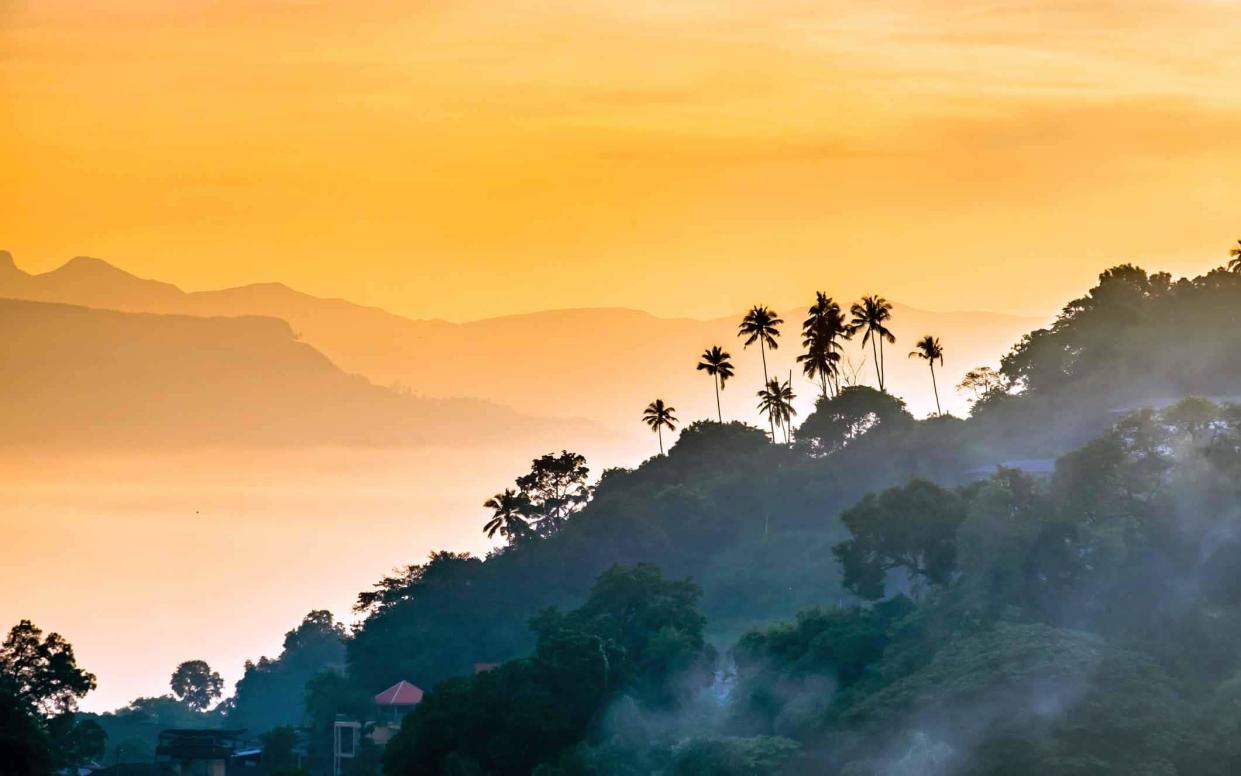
[
  {"x1": 0, "y1": 296, "x2": 575, "y2": 448},
  {"x1": 0, "y1": 251, "x2": 1047, "y2": 424}
]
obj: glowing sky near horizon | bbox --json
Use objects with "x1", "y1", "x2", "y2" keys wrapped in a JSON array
[{"x1": 3, "y1": 0, "x2": 1240, "y2": 321}]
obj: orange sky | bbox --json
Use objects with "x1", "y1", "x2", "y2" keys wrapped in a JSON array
[
  {"x1": 3, "y1": 0, "x2": 1240, "y2": 320},
  {"x1": 4, "y1": 0, "x2": 1241, "y2": 714}
]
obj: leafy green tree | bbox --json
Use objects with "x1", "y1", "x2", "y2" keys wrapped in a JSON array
[
  {"x1": 170, "y1": 660, "x2": 223, "y2": 712},
  {"x1": 738, "y1": 305, "x2": 783, "y2": 436},
  {"x1": 354, "y1": 551, "x2": 480, "y2": 616},
  {"x1": 696, "y1": 346, "x2": 735, "y2": 422},
  {"x1": 483, "y1": 488, "x2": 533, "y2": 543},
  {"x1": 797, "y1": 386, "x2": 911, "y2": 455},
  {"x1": 0, "y1": 620, "x2": 96, "y2": 717},
  {"x1": 382, "y1": 564, "x2": 709, "y2": 775},
  {"x1": 45, "y1": 713, "x2": 105, "y2": 770},
  {"x1": 847, "y1": 295, "x2": 895, "y2": 391},
  {"x1": 643, "y1": 399, "x2": 678, "y2": 456},
  {"x1": 756, "y1": 378, "x2": 796, "y2": 444},
  {"x1": 832, "y1": 479, "x2": 965, "y2": 599},
  {"x1": 229, "y1": 610, "x2": 346, "y2": 735},
  {"x1": 516, "y1": 451, "x2": 592, "y2": 535},
  {"x1": 908, "y1": 335, "x2": 945, "y2": 415}
]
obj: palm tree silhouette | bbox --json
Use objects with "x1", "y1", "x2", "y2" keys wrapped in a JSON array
[
  {"x1": 642, "y1": 399, "x2": 678, "y2": 456},
  {"x1": 738, "y1": 305, "x2": 783, "y2": 435},
  {"x1": 909, "y1": 335, "x2": 945, "y2": 416},
  {"x1": 757, "y1": 377, "x2": 797, "y2": 444},
  {"x1": 848, "y1": 296, "x2": 896, "y2": 391},
  {"x1": 799, "y1": 292, "x2": 845, "y2": 399},
  {"x1": 483, "y1": 489, "x2": 532, "y2": 541},
  {"x1": 1229, "y1": 239, "x2": 1241, "y2": 273},
  {"x1": 696, "y1": 346, "x2": 735, "y2": 422}
]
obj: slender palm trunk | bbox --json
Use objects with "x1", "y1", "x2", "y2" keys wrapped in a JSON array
[
  {"x1": 714, "y1": 376, "x2": 723, "y2": 422},
  {"x1": 930, "y1": 362, "x2": 941, "y2": 416},
  {"x1": 760, "y1": 341, "x2": 774, "y2": 439},
  {"x1": 869, "y1": 334, "x2": 882, "y2": 390},
  {"x1": 820, "y1": 372, "x2": 827, "y2": 401},
  {"x1": 879, "y1": 337, "x2": 887, "y2": 391},
  {"x1": 657, "y1": 425, "x2": 664, "y2": 456}
]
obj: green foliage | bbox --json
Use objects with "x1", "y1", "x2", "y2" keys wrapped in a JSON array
[
  {"x1": 671, "y1": 736, "x2": 802, "y2": 775},
  {"x1": 170, "y1": 659, "x2": 223, "y2": 711},
  {"x1": 833, "y1": 480, "x2": 966, "y2": 600},
  {"x1": 88, "y1": 695, "x2": 218, "y2": 766},
  {"x1": 0, "y1": 686, "x2": 52, "y2": 776},
  {"x1": 260, "y1": 726, "x2": 301, "y2": 774},
  {"x1": 346, "y1": 264, "x2": 1241, "y2": 773},
  {"x1": 797, "y1": 387, "x2": 912, "y2": 456},
  {"x1": 516, "y1": 451, "x2": 592, "y2": 535},
  {"x1": 229, "y1": 610, "x2": 346, "y2": 734},
  {"x1": 0, "y1": 621, "x2": 103, "y2": 773},
  {"x1": 382, "y1": 564, "x2": 711, "y2": 775},
  {"x1": 0, "y1": 620, "x2": 97, "y2": 716},
  {"x1": 303, "y1": 670, "x2": 372, "y2": 774}
]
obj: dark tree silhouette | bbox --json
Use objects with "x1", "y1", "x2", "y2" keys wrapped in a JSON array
[
  {"x1": 957, "y1": 366, "x2": 1004, "y2": 402},
  {"x1": 516, "y1": 452, "x2": 591, "y2": 536},
  {"x1": 170, "y1": 660, "x2": 223, "y2": 712},
  {"x1": 738, "y1": 305, "x2": 783, "y2": 436},
  {"x1": 483, "y1": 488, "x2": 533, "y2": 542},
  {"x1": 696, "y1": 346, "x2": 735, "y2": 422},
  {"x1": 642, "y1": 399, "x2": 678, "y2": 456},
  {"x1": 1229, "y1": 239, "x2": 1241, "y2": 273},
  {"x1": 757, "y1": 378, "x2": 797, "y2": 444},
  {"x1": 909, "y1": 335, "x2": 946, "y2": 415},
  {"x1": 848, "y1": 295, "x2": 896, "y2": 391},
  {"x1": 0, "y1": 620, "x2": 96, "y2": 716},
  {"x1": 798, "y1": 293, "x2": 847, "y2": 399}
]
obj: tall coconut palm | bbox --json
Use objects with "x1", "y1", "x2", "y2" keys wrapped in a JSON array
[
  {"x1": 642, "y1": 399, "x2": 678, "y2": 456},
  {"x1": 909, "y1": 335, "x2": 946, "y2": 416},
  {"x1": 739, "y1": 305, "x2": 783, "y2": 435},
  {"x1": 799, "y1": 292, "x2": 846, "y2": 399},
  {"x1": 757, "y1": 377, "x2": 797, "y2": 444},
  {"x1": 1229, "y1": 239, "x2": 1241, "y2": 273},
  {"x1": 483, "y1": 489, "x2": 532, "y2": 542},
  {"x1": 848, "y1": 295, "x2": 896, "y2": 391},
  {"x1": 696, "y1": 346, "x2": 735, "y2": 422}
]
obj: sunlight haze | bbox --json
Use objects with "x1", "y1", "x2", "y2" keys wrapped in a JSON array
[{"x1": 4, "y1": 0, "x2": 1240, "y2": 320}]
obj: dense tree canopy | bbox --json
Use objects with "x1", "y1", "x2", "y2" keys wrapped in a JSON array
[
  {"x1": 382, "y1": 564, "x2": 711, "y2": 775},
  {"x1": 170, "y1": 660, "x2": 224, "y2": 711},
  {"x1": 229, "y1": 610, "x2": 346, "y2": 733}
]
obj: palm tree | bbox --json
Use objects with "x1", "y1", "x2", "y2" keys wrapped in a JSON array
[
  {"x1": 848, "y1": 295, "x2": 896, "y2": 391},
  {"x1": 799, "y1": 292, "x2": 845, "y2": 399},
  {"x1": 696, "y1": 346, "x2": 734, "y2": 422},
  {"x1": 483, "y1": 489, "x2": 532, "y2": 542},
  {"x1": 642, "y1": 399, "x2": 678, "y2": 456},
  {"x1": 739, "y1": 305, "x2": 783, "y2": 435},
  {"x1": 757, "y1": 377, "x2": 797, "y2": 444},
  {"x1": 1229, "y1": 239, "x2": 1241, "y2": 273},
  {"x1": 909, "y1": 335, "x2": 945, "y2": 416}
]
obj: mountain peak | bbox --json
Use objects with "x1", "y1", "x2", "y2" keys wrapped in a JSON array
[
  {"x1": 0, "y1": 250, "x2": 16, "y2": 273},
  {"x1": 56, "y1": 256, "x2": 135, "y2": 278}
]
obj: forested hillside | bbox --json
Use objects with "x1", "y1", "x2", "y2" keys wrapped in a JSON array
[
  {"x1": 9, "y1": 263, "x2": 1241, "y2": 774},
  {"x1": 341, "y1": 264, "x2": 1241, "y2": 773}
]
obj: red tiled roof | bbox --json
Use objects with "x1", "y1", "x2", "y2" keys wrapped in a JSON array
[{"x1": 374, "y1": 680, "x2": 424, "y2": 706}]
